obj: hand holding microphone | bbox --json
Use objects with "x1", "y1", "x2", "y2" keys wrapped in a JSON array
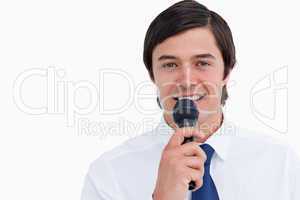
[
  {"x1": 173, "y1": 99, "x2": 200, "y2": 190},
  {"x1": 153, "y1": 99, "x2": 207, "y2": 200}
]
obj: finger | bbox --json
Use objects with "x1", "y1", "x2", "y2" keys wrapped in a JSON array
[
  {"x1": 182, "y1": 156, "x2": 205, "y2": 170},
  {"x1": 180, "y1": 142, "x2": 207, "y2": 160},
  {"x1": 186, "y1": 168, "x2": 204, "y2": 191},
  {"x1": 167, "y1": 128, "x2": 206, "y2": 148}
]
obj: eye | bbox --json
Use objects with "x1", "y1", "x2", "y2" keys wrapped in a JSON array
[
  {"x1": 162, "y1": 63, "x2": 178, "y2": 69},
  {"x1": 196, "y1": 61, "x2": 210, "y2": 68}
]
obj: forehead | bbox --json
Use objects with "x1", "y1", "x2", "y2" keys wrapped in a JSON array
[{"x1": 152, "y1": 27, "x2": 222, "y2": 61}]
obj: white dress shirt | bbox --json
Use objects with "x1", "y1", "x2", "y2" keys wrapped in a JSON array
[{"x1": 81, "y1": 116, "x2": 300, "y2": 200}]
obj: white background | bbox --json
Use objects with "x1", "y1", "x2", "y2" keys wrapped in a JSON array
[{"x1": 0, "y1": 0, "x2": 299, "y2": 199}]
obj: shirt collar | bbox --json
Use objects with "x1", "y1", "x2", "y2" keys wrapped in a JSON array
[{"x1": 154, "y1": 112, "x2": 235, "y2": 161}]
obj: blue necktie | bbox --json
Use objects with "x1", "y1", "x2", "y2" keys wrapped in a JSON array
[{"x1": 191, "y1": 143, "x2": 219, "y2": 200}]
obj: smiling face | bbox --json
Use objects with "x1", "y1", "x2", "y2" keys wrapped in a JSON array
[{"x1": 152, "y1": 27, "x2": 230, "y2": 128}]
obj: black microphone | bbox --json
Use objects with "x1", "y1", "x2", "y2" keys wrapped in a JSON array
[{"x1": 173, "y1": 98, "x2": 199, "y2": 191}]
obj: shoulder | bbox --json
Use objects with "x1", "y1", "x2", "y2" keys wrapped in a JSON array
[
  {"x1": 84, "y1": 129, "x2": 164, "y2": 196},
  {"x1": 88, "y1": 128, "x2": 164, "y2": 171},
  {"x1": 230, "y1": 126, "x2": 299, "y2": 162}
]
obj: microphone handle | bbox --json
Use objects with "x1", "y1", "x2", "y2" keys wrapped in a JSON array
[{"x1": 182, "y1": 136, "x2": 196, "y2": 191}]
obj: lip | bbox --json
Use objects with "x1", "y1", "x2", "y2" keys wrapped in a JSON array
[{"x1": 172, "y1": 93, "x2": 207, "y2": 101}]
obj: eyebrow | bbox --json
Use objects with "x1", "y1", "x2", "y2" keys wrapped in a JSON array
[{"x1": 157, "y1": 53, "x2": 216, "y2": 61}]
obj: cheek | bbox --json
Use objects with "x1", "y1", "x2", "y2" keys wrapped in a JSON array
[
  {"x1": 205, "y1": 81, "x2": 222, "y2": 94},
  {"x1": 153, "y1": 70, "x2": 175, "y2": 85},
  {"x1": 156, "y1": 82, "x2": 177, "y2": 111},
  {"x1": 202, "y1": 70, "x2": 224, "y2": 93},
  {"x1": 158, "y1": 84, "x2": 175, "y2": 102},
  {"x1": 153, "y1": 68, "x2": 176, "y2": 96},
  {"x1": 201, "y1": 77, "x2": 224, "y2": 103}
]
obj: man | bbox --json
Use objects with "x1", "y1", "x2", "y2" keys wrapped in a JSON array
[{"x1": 81, "y1": 1, "x2": 300, "y2": 199}]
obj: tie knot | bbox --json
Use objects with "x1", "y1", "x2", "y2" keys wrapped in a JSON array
[{"x1": 200, "y1": 143, "x2": 215, "y2": 166}]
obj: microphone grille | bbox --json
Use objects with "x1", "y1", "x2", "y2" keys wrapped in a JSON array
[{"x1": 173, "y1": 99, "x2": 199, "y2": 128}]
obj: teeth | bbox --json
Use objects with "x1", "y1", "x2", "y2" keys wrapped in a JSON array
[{"x1": 177, "y1": 95, "x2": 204, "y2": 101}]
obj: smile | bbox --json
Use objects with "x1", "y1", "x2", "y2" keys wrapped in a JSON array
[{"x1": 172, "y1": 94, "x2": 206, "y2": 101}]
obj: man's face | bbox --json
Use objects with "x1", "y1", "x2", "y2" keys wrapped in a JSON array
[{"x1": 152, "y1": 27, "x2": 230, "y2": 123}]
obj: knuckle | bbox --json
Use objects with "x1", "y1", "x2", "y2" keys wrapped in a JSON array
[
  {"x1": 202, "y1": 151, "x2": 207, "y2": 161},
  {"x1": 161, "y1": 149, "x2": 174, "y2": 161},
  {"x1": 196, "y1": 157, "x2": 204, "y2": 166},
  {"x1": 196, "y1": 178, "x2": 203, "y2": 189},
  {"x1": 174, "y1": 129, "x2": 183, "y2": 136},
  {"x1": 190, "y1": 141, "x2": 199, "y2": 147},
  {"x1": 198, "y1": 148, "x2": 207, "y2": 160},
  {"x1": 199, "y1": 167, "x2": 205, "y2": 177}
]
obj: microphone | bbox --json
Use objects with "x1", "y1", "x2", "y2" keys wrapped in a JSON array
[{"x1": 173, "y1": 98, "x2": 199, "y2": 191}]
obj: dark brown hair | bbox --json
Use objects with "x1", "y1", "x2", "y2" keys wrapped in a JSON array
[{"x1": 143, "y1": 0, "x2": 236, "y2": 105}]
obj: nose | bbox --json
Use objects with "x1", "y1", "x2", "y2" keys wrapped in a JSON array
[{"x1": 177, "y1": 65, "x2": 198, "y2": 90}]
